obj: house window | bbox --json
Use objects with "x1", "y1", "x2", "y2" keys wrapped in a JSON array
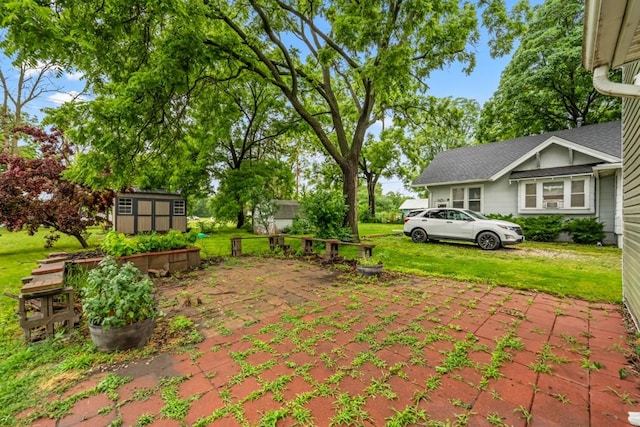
[
  {"x1": 468, "y1": 187, "x2": 481, "y2": 212},
  {"x1": 451, "y1": 186, "x2": 483, "y2": 210},
  {"x1": 543, "y1": 182, "x2": 564, "y2": 209},
  {"x1": 519, "y1": 177, "x2": 590, "y2": 211},
  {"x1": 451, "y1": 188, "x2": 464, "y2": 208},
  {"x1": 117, "y1": 198, "x2": 133, "y2": 215},
  {"x1": 571, "y1": 180, "x2": 585, "y2": 207},
  {"x1": 173, "y1": 200, "x2": 186, "y2": 216},
  {"x1": 525, "y1": 183, "x2": 537, "y2": 208}
]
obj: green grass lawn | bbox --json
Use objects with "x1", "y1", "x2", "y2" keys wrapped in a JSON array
[{"x1": 0, "y1": 223, "x2": 623, "y2": 425}]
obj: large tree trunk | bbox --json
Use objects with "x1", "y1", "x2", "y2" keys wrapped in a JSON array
[
  {"x1": 236, "y1": 210, "x2": 245, "y2": 229},
  {"x1": 342, "y1": 162, "x2": 360, "y2": 242},
  {"x1": 367, "y1": 176, "x2": 376, "y2": 217}
]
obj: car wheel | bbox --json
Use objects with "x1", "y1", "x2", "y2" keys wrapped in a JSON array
[
  {"x1": 410, "y1": 228, "x2": 428, "y2": 243},
  {"x1": 477, "y1": 232, "x2": 500, "y2": 250}
]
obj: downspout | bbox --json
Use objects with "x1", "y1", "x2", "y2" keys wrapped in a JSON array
[{"x1": 593, "y1": 65, "x2": 640, "y2": 98}]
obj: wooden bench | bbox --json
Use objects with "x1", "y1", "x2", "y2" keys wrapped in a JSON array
[
  {"x1": 230, "y1": 234, "x2": 374, "y2": 260},
  {"x1": 230, "y1": 235, "x2": 291, "y2": 257}
]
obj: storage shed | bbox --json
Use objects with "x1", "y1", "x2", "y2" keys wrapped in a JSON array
[
  {"x1": 398, "y1": 198, "x2": 430, "y2": 217},
  {"x1": 113, "y1": 190, "x2": 187, "y2": 234},
  {"x1": 253, "y1": 200, "x2": 300, "y2": 234}
]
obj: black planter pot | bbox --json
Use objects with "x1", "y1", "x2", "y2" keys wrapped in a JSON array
[
  {"x1": 356, "y1": 263, "x2": 383, "y2": 278},
  {"x1": 89, "y1": 318, "x2": 155, "y2": 352}
]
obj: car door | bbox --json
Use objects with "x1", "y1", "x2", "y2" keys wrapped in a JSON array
[
  {"x1": 422, "y1": 209, "x2": 448, "y2": 238},
  {"x1": 443, "y1": 210, "x2": 476, "y2": 240}
]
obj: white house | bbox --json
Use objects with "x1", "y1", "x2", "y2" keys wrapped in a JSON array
[
  {"x1": 583, "y1": 0, "x2": 640, "y2": 329},
  {"x1": 412, "y1": 121, "x2": 622, "y2": 246}
]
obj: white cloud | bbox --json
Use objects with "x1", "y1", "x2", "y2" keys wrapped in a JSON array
[
  {"x1": 48, "y1": 91, "x2": 87, "y2": 105},
  {"x1": 21, "y1": 61, "x2": 62, "y2": 78},
  {"x1": 65, "y1": 71, "x2": 84, "y2": 81}
]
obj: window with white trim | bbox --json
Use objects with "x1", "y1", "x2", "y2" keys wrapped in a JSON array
[
  {"x1": 117, "y1": 198, "x2": 133, "y2": 215},
  {"x1": 519, "y1": 177, "x2": 590, "y2": 211},
  {"x1": 173, "y1": 200, "x2": 186, "y2": 216},
  {"x1": 451, "y1": 187, "x2": 464, "y2": 208},
  {"x1": 543, "y1": 182, "x2": 564, "y2": 208},
  {"x1": 525, "y1": 183, "x2": 536, "y2": 208},
  {"x1": 450, "y1": 186, "x2": 483, "y2": 211},
  {"x1": 571, "y1": 180, "x2": 585, "y2": 207},
  {"x1": 468, "y1": 187, "x2": 481, "y2": 211}
]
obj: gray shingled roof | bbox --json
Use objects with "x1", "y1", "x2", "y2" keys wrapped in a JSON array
[{"x1": 412, "y1": 121, "x2": 621, "y2": 186}]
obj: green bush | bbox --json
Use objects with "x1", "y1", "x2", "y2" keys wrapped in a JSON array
[
  {"x1": 487, "y1": 214, "x2": 564, "y2": 242},
  {"x1": 196, "y1": 218, "x2": 218, "y2": 234},
  {"x1": 564, "y1": 218, "x2": 605, "y2": 244},
  {"x1": 295, "y1": 189, "x2": 352, "y2": 241},
  {"x1": 102, "y1": 230, "x2": 197, "y2": 257}
]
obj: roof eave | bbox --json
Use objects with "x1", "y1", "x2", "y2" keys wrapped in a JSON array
[{"x1": 583, "y1": 0, "x2": 640, "y2": 98}]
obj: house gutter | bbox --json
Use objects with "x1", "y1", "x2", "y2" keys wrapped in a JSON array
[{"x1": 593, "y1": 65, "x2": 640, "y2": 98}]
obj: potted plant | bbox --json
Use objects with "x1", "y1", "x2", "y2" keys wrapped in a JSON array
[
  {"x1": 82, "y1": 257, "x2": 157, "y2": 351},
  {"x1": 356, "y1": 255, "x2": 384, "y2": 277}
]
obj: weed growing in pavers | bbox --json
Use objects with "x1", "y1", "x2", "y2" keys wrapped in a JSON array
[
  {"x1": 98, "y1": 404, "x2": 113, "y2": 415},
  {"x1": 436, "y1": 339, "x2": 475, "y2": 374},
  {"x1": 513, "y1": 405, "x2": 532, "y2": 425},
  {"x1": 366, "y1": 378, "x2": 397, "y2": 399},
  {"x1": 490, "y1": 388, "x2": 503, "y2": 400},
  {"x1": 260, "y1": 375, "x2": 292, "y2": 401},
  {"x1": 486, "y1": 412, "x2": 508, "y2": 426},
  {"x1": 160, "y1": 380, "x2": 201, "y2": 421},
  {"x1": 329, "y1": 393, "x2": 371, "y2": 426},
  {"x1": 606, "y1": 386, "x2": 637, "y2": 405},
  {"x1": 551, "y1": 393, "x2": 570, "y2": 403},
  {"x1": 385, "y1": 405, "x2": 428, "y2": 426},
  {"x1": 258, "y1": 408, "x2": 288, "y2": 425},
  {"x1": 620, "y1": 367, "x2": 629, "y2": 379},
  {"x1": 229, "y1": 360, "x2": 277, "y2": 384},
  {"x1": 581, "y1": 358, "x2": 603, "y2": 371},
  {"x1": 425, "y1": 374, "x2": 442, "y2": 391},
  {"x1": 528, "y1": 343, "x2": 568, "y2": 374},
  {"x1": 109, "y1": 416, "x2": 123, "y2": 426},
  {"x1": 34, "y1": 372, "x2": 132, "y2": 421},
  {"x1": 454, "y1": 411, "x2": 473, "y2": 425},
  {"x1": 288, "y1": 393, "x2": 314, "y2": 424},
  {"x1": 134, "y1": 413, "x2": 155, "y2": 426}
]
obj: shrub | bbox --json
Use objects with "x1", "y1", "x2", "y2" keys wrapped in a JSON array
[
  {"x1": 486, "y1": 214, "x2": 564, "y2": 242},
  {"x1": 296, "y1": 189, "x2": 352, "y2": 241},
  {"x1": 564, "y1": 218, "x2": 605, "y2": 244},
  {"x1": 102, "y1": 230, "x2": 197, "y2": 257},
  {"x1": 196, "y1": 218, "x2": 218, "y2": 234}
]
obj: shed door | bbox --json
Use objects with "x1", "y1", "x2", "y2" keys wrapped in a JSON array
[
  {"x1": 155, "y1": 201, "x2": 171, "y2": 232},
  {"x1": 137, "y1": 200, "x2": 153, "y2": 233}
]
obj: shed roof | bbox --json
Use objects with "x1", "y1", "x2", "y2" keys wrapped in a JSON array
[
  {"x1": 398, "y1": 199, "x2": 429, "y2": 210},
  {"x1": 412, "y1": 121, "x2": 621, "y2": 187}
]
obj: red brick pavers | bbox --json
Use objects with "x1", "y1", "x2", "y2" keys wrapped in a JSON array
[{"x1": 41, "y1": 266, "x2": 638, "y2": 426}]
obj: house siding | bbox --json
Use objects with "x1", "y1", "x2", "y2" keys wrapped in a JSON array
[{"x1": 622, "y1": 61, "x2": 640, "y2": 328}]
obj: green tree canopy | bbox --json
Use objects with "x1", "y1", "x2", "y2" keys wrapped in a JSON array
[
  {"x1": 1, "y1": 0, "x2": 528, "y2": 239},
  {"x1": 476, "y1": 0, "x2": 621, "y2": 143}
]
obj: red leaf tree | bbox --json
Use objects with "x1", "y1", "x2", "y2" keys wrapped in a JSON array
[{"x1": 0, "y1": 126, "x2": 113, "y2": 248}]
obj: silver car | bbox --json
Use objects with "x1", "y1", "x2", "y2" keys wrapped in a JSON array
[{"x1": 403, "y1": 208, "x2": 524, "y2": 250}]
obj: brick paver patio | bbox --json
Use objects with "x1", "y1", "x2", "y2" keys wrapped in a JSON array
[{"x1": 22, "y1": 258, "x2": 640, "y2": 426}]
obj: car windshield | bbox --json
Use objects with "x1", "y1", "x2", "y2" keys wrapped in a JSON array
[{"x1": 463, "y1": 209, "x2": 488, "y2": 220}]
